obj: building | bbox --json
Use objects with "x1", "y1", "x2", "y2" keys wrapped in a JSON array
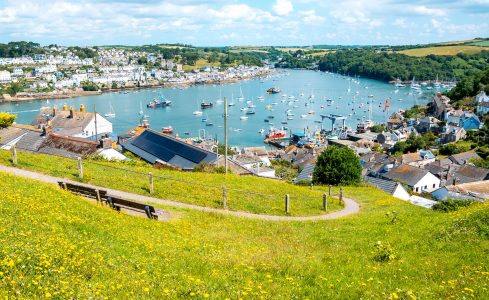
[
  {"x1": 459, "y1": 113, "x2": 483, "y2": 131},
  {"x1": 428, "y1": 92, "x2": 452, "y2": 121},
  {"x1": 233, "y1": 155, "x2": 276, "y2": 178},
  {"x1": 476, "y1": 91, "x2": 489, "y2": 104},
  {"x1": 294, "y1": 164, "x2": 315, "y2": 183},
  {"x1": 401, "y1": 150, "x2": 436, "y2": 167},
  {"x1": 448, "y1": 151, "x2": 481, "y2": 165},
  {"x1": 364, "y1": 175, "x2": 410, "y2": 200},
  {"x1": 33, "y1": 105, "x2": 113, "y2": 139},
  {"x1": 0, "y1": 70, "x2": 12, "y2": 83},
  {"x1": 432, "y1": 181, "x2": 489, "y2": 201},
  {"x1": 120, "y1": 129, "x2": 218, "y2": 170},
  {"x1": 478, "y1": 102, "x2": 489, "y2": 115},
  {"x1": 382, "y1": 164, "x2": 440, "y2": 193},
  {"x1": 440, "y1": 125, "x2": 466, "y2": 143}
]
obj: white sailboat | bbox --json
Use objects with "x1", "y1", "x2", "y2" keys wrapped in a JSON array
[
  {"x1": 104, "y1": 102, "x2": 116, "y2": 118},
  {"x1": 193, "y1": 98, "x2": 203, "y2": 116}
]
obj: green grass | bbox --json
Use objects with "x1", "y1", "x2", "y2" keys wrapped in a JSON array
[
  {"x1": 468, "y1": 40, "x2": 489, "y2": 47},
  {"x1": 398, "y1": 45, "x2": 484, "y2": 57},
  {"x1": 0, "y1": 149, "x2": 342, "y2": 216},
  {"x1": 1, "y1": 172, "x2": 488, "y2": 299}
]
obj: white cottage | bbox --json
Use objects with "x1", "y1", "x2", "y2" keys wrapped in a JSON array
[{"x1": 382, "y1": 164, "x2": 441, "y2": 193}]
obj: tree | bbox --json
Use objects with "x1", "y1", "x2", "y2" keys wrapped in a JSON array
[
  {"x1": 0, "y1": 112, "x2": 15, "y2": 129},
  {"x1": 312, "y1": 146, "x2": 362, "y2": 185}
]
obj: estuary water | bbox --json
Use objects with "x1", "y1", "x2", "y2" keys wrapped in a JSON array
[{"x1": 0, "y1": 69, "x2": 434, "y2": 146}]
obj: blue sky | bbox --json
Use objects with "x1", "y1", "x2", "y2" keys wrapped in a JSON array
[{"x1": 0, "y1": 0, "x2": 488, "y2": 46}]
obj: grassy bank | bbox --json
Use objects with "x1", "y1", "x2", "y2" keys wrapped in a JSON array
[
  {"x1": 1, "y1": 172, "x2": 488, "y2": 299},
  {"x1": 0, "y1": 149, "x2": 342, "y2": 216},
  {"x1": 398, "y1": 45, "x2": 485, "y2": 57}
]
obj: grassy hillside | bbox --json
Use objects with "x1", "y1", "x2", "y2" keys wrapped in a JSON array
[
  {"x1": 0, "y1": 150, "x2": 342, "y2": 216},
  {"x1": 398, "y1": 45, "x2": 485, "y2": 57},
  {"x1": 1, "y1": 171, "x2": 489, "y2": 299}
]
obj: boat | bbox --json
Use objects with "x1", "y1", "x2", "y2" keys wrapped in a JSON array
[
  {"x1": 257, "y1": 96, "x2": 265, "y2": 101},
  {"x1": 206, "y1": 120, "x2": 213, "y2": 126},
  {"x1": 410, "y1": 77, "x2": 421, "y2": 90},
  {"x1": 193, "y1": 110, "x2": 203, "y2": 116},
  {"x1": 268, "y1": 115, "x2": 275, "y2": 119},
  {"x1": 201, "y1": 101, "x2": 213, "y2": 109},
  {"x1": 240, "y1": 107, "x2": 248, "y2": 112},
  {"x1": 162, "y1": 126, "x2": 174, "y2": 134},
  {"x1": 326, "y1": 99, "x2": 334, "y2": 106},
  {"x1": 264, "y1": 119, "x2": 269, "y2": 123},
  {"x1": 104, "y1": 102, "x2": 116, "y2": 118},
  {"x1": 147, "y1": 96, "x2": 172, "y2": 108},
  {"x1": 266, "y1": 87, "x2": 281, "y2": 94},
  {"x1": 308, "y1": 110, "x2": 315, "y2": 115},
  {"x1": 300, "y1": 114, "x2": 307, "y2": 118},
  {"x1": 265, "y1": 105, "x2": 273, "y2": 110},
  {"x1": 266, "y1": 127, "x2": 287, "y2": 139},
  {"x1": 326, "y1": 133, "x2": 339, "y2": 140},
  {"x1": 246, "y1": 109, "x2": 256, "y2": 115},
  {"x1": 258, "y1": 128, "x2": 265, "y2": 134},
  {"x1": 281, "y1": 121, "x2": 288, "y2": 124},
  {"x1": 240, "y1": 116, "x2": 249, "y2": 120}
]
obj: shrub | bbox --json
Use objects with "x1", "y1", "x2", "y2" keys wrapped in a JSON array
[
  {"x1": 0, "y1": 112, "x2": 16, "y2": 129},
  {"x1": 373, "y1": 241, "x2": 397, "y2": 262},
  {"x1": 432, "y1": 199, "x2": 474, "y2": 212},
  {"x1": 312, "y1": 146, "x2": 361, "y2": 185}
]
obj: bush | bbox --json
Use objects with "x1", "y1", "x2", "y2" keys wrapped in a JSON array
[
  {"x1": 373, "y1": 241, "x2": 397, "y2": 262},
  {"x1": 312, "y1": 146, "x2": 361, "y2": 185},
  {"x1": 432, "y1": 199, "x2": 474, "y2": 212},
  {"x1": 0, "y1": 112, "x2": 15, "y2": 129}
]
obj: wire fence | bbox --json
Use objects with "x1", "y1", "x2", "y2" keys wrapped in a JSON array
[{"x1": 0, "y1": 145, "x2": 345, "y2": 215}]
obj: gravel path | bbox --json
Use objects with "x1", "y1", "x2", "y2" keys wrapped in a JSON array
[{"x1": 0, "y1": 165, "x2": 360, "y2": 221}]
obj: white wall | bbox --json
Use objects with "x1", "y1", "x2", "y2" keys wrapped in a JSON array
[
  {"x1": 413, "y1": 172, "x2": 440, "y2": 193},
  {"x1": 393, "y1": 184, "x2": 411, "y2": 200}
]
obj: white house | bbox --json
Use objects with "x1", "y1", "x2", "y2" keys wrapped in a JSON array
[
  {"x1": 0, "y1": 70, "x2": 12, "y2": 83},
  {"x1": 382, "y1": 164, "x2": 441, "y2": 193},
  {"x1": 233, "y1": 155, "x2": 276, "y2": 178}
]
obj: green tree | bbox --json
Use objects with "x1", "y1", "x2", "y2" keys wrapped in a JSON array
[
  {"x1": 6, "y1": 82, "x2": 23, "y2": 96},
  {"x1": 312, "y1": 146, "x2": 361, "y2": 185},
  {"x1": 0, "y1": 112, "x2": 16, "y2": 129}
]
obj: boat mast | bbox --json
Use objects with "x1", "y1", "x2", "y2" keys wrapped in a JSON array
[{"x1": 224, "y1": 96, "x2": 228, "y2": 175}]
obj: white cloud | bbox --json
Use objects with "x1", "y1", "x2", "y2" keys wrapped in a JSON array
[
  {"x1": 273, "y1": 0, "x2": 293, "y2": 16},
  {"x1": 393, "y1": 18, "x2": 407, "y2": 28},
  {"x1": 300, "y1": 10, "x2": 325, "y2": 24},
  {"x1": 412, "y1": 5, "x2": 446, "y2": 16}
]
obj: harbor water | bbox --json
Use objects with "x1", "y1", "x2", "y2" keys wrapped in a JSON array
[{"x1": 0, "y1": 69, "x2": 435, "y2": 147}]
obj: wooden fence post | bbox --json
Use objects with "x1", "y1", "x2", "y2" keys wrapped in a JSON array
[
  {"x1": 149, "y1": 172, "x2": 154, "y2": 194},
  {"x1": 339, "y1": 187, "x2": 343, "y2": 205},
  {"x1": 329, "y1": 184, "x2": 332, "y2": 196},
  {"x1": 323, "y1": 193, "x2": 328, "y2": 211},
  {"x1": 222, "y1": 185, "x2": 227, "y2": 209},
  {"x1": 95, "y1": 189, "x2": 101, "y2": 204},
  {"x1": 285, "y1": 194, "x2": 290, "y2": 214},
  {"x1": 11, "y1": 145, "x2": 17, "y2": 165},
  {"x1": 77, "y1": 157, "x2": 83, "y2": 179}
]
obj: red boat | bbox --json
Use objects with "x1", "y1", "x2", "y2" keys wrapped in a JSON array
[
  {"x1": 162, "y1": 126, "x2": 174, "y2": 134},
  {"x1": 266, "y1": 127, "x2": 286, "y2": 139}
]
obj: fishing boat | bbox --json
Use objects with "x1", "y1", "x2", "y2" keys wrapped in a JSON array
[
  {"x1": 162, "y1": 126, "x2": 174, "y2": 134},
  {"x1": 266, "y1": 87, "x2": 281, "y2": 94},
  {"x1": 104, "y1": 102, "x2": 116, "y2": 118},
  {"x1": 147, "y1": 96, "x2": 172, "y2": 108},
  {"x1": 201, "y1": 101, "x2": 213, "y2": 109},
  {"x1": 266, "y1": 127, "x2": 286, "y2": 139}
]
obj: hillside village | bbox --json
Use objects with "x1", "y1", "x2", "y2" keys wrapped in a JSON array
[
  {"x1": 0, "y1": 44, "x2": 271, "y2": 101},
  {"x1": 1, "y1": 88, "x2": 488, "y2": 207}
]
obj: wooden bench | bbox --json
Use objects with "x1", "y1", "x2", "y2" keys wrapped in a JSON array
[
  {"x1": 58, "y1": 181, "x2": 158, "y2": 220},
  {"x1": 58, "y1": 181, "x2": 108, "y2": 202},
  {"x1": 106, "y1": 196, "x2": 158, "y2": 220}
]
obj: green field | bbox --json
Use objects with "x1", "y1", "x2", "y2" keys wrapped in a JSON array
[
  {"x1": 1, "y1": 169, "x2": 489, "y2": 299},
  {"x1": 469, "y1": 40, "x2": 489, "y2": 47},
  {"x1": 0, "y1": 150, "x2": 342, "y2": 216},
  {"x1": 398, "y1": 45, "x2": 485, "y2": 57}
]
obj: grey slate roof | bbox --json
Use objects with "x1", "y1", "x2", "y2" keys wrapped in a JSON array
[
  {"x1": 382, "y1": 164, "x2": 431, "y2": 187},
  {"x1": 294, "y1": 164, "x2": 315, "y2": 183},
  {"x1": 121, "y1": 129, "x2": 218, "y2": 169},
  {"x1": 449, "y1": 151, "x2": 481, "y2": 165},
  {"x1": 363, "y1": 175, "x2": 399, "y2": 195}
]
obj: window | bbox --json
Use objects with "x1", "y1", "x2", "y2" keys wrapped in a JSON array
[
  {"x1": 424, "y1": 185, "x2": 427, "y2": 190},
  {"x1": 415, "y1": 187, "x2": 419, "y2": 193},
  {"x1": 433, "y1": 184, "x2": 436, "y2": 188}
]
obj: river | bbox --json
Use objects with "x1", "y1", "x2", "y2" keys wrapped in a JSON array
[{"x1": 0, "y1": 69, "x2": 435, "y2": 147}]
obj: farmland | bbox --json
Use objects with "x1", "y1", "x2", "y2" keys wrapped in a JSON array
[{"x1": 398, "y1": 45, "x2": 486, "y2": 57}]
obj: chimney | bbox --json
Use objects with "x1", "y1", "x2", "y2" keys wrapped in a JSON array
[
  {"x1": 99, "y1": 136, "x2": 112, "y2": 149},
  {"x1": 69, "y1": 106, "x2": 75, "y2": 119},
  {"x1": 79, "y1": 104, "x2": 85, "y2": 112},
  {"x1": 62, "y1": 104, "x2": 67, "y2": 111}
]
